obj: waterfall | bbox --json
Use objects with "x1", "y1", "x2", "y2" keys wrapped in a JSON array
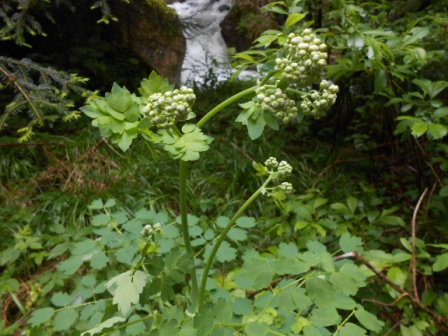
[{"x1": 168, "y1": 0, "x2": 235, "y2": 86}]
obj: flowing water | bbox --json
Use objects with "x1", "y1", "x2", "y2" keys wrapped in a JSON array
[{"x1": 168, "y1": 0, "x2": 255, "y2": 86}]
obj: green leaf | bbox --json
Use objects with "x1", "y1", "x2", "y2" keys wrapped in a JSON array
[
  {"x1": 81, "y1": 317, "x2": 126, "y2": 336},
  {"x1": 51, "y1": 292, "x2": 72, "y2": 307},
  {"x1": 52, "y1": 308, "x2": 78, "y2": 331},
  {"x1": 428, "y1": 123, "x2": 447, "y2": 139},
  {"x1": 339, "y1": 323, "x2": 367, "y2": 336},
  {"x1": 236, "y1": 251, "x2": 275, "y2": 290},
  {"x1": 90, "y1": 214, "x2": 111, "y2": 226},
  {"x1": 339, "y1": 233, "x2": 363, "y2": 253},
  {"x1": 278, "y1": 243, "x2": 298, "y2": 258},
  {"x1": 284, "y1": 13, "x2": 306, "y2": 28},
  {"x1": 138, "y1": 71, "x2": 174, "y2": 98},
  {"x1": 245, "y1": 321, "x2": 269, "y2": 336},
  {"x1": 215, "y1": 241, "x2": 237, "y2": 262},
  {"x1": 161, "y1": 124, "x2": 213, "y2": 161},
  {"x1": 247, "y1": 112, "x2": 266, "y2": 140},
  {"x1": 309, "y1": 307, "x2": 340, "y2": 327},
  {"x1": 227, "y1": 228, "x2": 247, "y2": 242},
  {"x1": 194, "y1": 305, "x2": 214, "y2": 336},
  {"x1": 346, "y1": 196, "x2": 358, "y2": 214},
  {"x1": 105, "y1": 83, "x2": 132, "y2": 113},
  {"x1": 28, "y1": 308, "x2": 55, "y2": 326},
  {"x1": 57, "y1": 255, "x2": 84, "y2": 275},
  {"x1": 88, "y1": 199, "x2": 104, "y2": 210},
  {"x1": 236, "y1": 216, "x2": 256, "y2": 228},
  {"x1": 126, "y1": 314, "x2": 147, "y2": 336},
  {"x1": 403, "y1": 27, "x2": 429, "y2": 46},
  {"x1": 306, "y1": 277, "x2": 335, "y2": 308},
  {"x1": 329, "y1": 272, "x2": 359, "y2": 296},
  {"x1": 105, "y1": 270, "x2": 147, "y2": 315},
  {"x1": 433, "y1": 252, "x2": 448, "y2": 272},
  {"x1": 433, "y1": 107, "x2": 448, "y2": 120},
  {"x1": 374, "y1": 69, "x2": 387, "y2": 92},
  {"x1": 354, "y1": 306, "x2": 384, "y2": 332},
  {"x1": 90, "y1": 250, "x2": 109, "y2": 270}
]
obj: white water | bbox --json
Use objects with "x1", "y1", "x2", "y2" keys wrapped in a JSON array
[{"x1": 168, "y1": 0, "x2": 254, "y2": 86}]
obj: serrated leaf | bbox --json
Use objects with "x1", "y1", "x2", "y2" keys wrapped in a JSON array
[
  {"x1": 88, "y1": 199, "x2": 104, "y2": 210},
  {"x1": 106, "y1": 270, "x2": 147, "y2": 315},
  {"x1": 310, "y1": 307, "x2": 340, "y2": 327},
  {"x1": 81, "y1": 317, "x2": 126, "y2": 336},
  {"x1": 91, "y1": 250, "x2": 109, "y2": 270},
  {"x1": 138, "y1": 71, "x2": 174, "y2": 98},
  {"x1": 194, "y1": 305, "x2": 214, "y2": 336},
  {"x1": 245, "y1": 321, "x2": 269, "y2": 336},
  {"x1": 306, "y1": 277, "x2": 335, "y2": 308},
  {"x1": 354, "y1": 306, "x2": 384, "y2": 332},
  {"x1": 28, "y1": 308, "x2": 55, "y2": 326},
  {"x1": 339, "y1": 233, "x2": 363, "y2": 253},
  {"x1": 278, "y1": 243, "x2": 298, "y2": 258},
  {"x1": 52, "y1": 308, "x2": 78, "y2": 331},
  {"x1": 227, "y1": 227, "x2": 247, "y2": 242},
  {"x1": 48, "y1": 242, "x2": 70, "y2": 259},
  {"x1": 57, "y1": 255, "x2": 84, "y2": 275},
  {"x1": 91, "y1": 214, "x2": 111, "y2": 226},
  {"x1": 105, "y1": 83, "x2": 132, "y2": 113},
  {"x1": 236, "y1": 252, "x2": 275, "y2": 290},
  {"x1": 339, "y1": 323, "x2": 367, "y2": 336},
  {"x1": 236, "y1": 216, "x2": 256, "y2": 228},
  {"x1": 216, "y1": 241, "x2": 237, "y2": 262},
  {"x1": 51, "y1": 292, "x2": 72, "y2": 307},
  {"x1": 126, "y1": 314, "x2": 147, "y2": 335}
]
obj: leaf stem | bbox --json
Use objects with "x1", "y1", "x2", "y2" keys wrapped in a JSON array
[
  {"x1": 196, "y1": 71, "x2": 276, "y2": 129},
  {"x1": 179, "y1": 160, "x2": 199, "y2": 310},
  {"x1": 198, "y1": 174, "x2": 273, "y2": 305}
]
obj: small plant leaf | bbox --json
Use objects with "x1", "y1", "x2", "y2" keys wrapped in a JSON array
[
  {"x1": 81, "y1": 317, "x2": 126, "y2": 336},
  {"x1": 354, "y1": 306, "x2": 384, "y2": 332},
  {"x1": 106, "y1": 270, "x2": 147, "y2": 315},
  {"x1": 28, "y1": 308, "x2": 55, "y2": 326}
]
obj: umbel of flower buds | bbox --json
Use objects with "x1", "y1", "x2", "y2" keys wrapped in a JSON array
[
  {"x1": 142, "y1": 86, "x2": 196, "y2": 129},
  {"x1": 275, "y1": 28, "x2": 328, "y2": 88},
  {"x1": 255, "y1": 86, "x2": 298, "y2": 124},
  {"x1": 300, "y1": 80, "x2": 339, "y2": 119}
]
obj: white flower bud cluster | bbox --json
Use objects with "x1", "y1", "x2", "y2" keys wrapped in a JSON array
[
  {"x1": 280, "y1": 182, "x2": 293, "y2": 193},
  {"x1": 264, "y1": 157, "x2": 293, "y2": 176},
  {"x1": 264, "y1": 157, "x2": 279, "y2": 170},
  {"x1": 142, "y1": 86, "x2": 195, "y2": 129},
  {"x1": 275, "y1": 28, "x2": 328, "y2": 87},
  {"x1": 141, "y1": 223, "x2": 163, "y2": 238},
  {"x1": 300, "y1": 80, "x2": 339, "y2": 119},
  {"x1": 255, "y1": 86, "x2": 298, "y2": 124},
  {"x1": 278, "y1": 161, "x2": 293, "y2": 176}
]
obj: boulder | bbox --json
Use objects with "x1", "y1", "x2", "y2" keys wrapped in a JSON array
[{"x1": 113, "y1": 0, "x2": 185, "y2": 83}]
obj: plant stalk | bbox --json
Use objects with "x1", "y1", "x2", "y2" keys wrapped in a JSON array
[
  {"x1": 196, "y1": 71, "x2": 276, "y2": 129},
  {"x1": 198, "y1": 174, "x2": 273, "y2": 305},
  {"x1": 179, "y1": 160, "x2": 199, "y2": 310}
]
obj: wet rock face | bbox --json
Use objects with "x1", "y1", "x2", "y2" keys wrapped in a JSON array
[{"x1": 113, "y1": 0, "x2": 185, "y2": 83}]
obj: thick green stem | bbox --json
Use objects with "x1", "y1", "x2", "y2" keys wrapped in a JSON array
[
  {"x1": 179, "y1": 160, "x2": 199, "y2": 310},
  {"x1": 199, "y1": 174, "x2": 273, "y2": 305},
  {"x1": 196, "y1": 87, "x2": 256, "y2": 128},
  {"x1": 196, "y1": 71, "x2": 276, "y2": 129}
]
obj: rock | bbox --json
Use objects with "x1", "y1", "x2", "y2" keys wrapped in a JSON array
[{"x1": 113, "y1": 0, "x2": 185, "y2": 83}]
